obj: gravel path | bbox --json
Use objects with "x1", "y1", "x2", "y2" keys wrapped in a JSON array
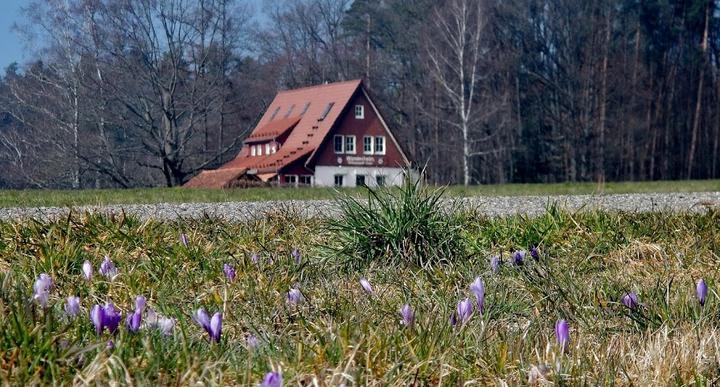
[{"x1": 0, "y1": 192, "x2": 719, "y2": 222}]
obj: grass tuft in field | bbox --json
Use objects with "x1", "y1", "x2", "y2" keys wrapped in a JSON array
[{"x1": 0, "y1": 206, "x2": 718, "y2": 384}]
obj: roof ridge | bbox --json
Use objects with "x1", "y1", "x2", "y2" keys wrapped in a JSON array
[{"x1": 276, "y1": 79, "x2": 362, "y2": 94}]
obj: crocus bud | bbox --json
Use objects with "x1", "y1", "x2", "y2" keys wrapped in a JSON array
[
  {"x1": 33, "y1": 273, "x2": 53, "y2": 308},
  {"x1": 251, "y1": 253, "x2": 259, "y2": 264},
  {"x1": 697, "y1": 279, "x2": 708, "y2": 307},
  {"x1": 209, "y1": 312, "x2": 222, "y2": 343},
  {"x1": 360, "y1": 278, "x2": 373, "y2": 295},
  {"x1": 530, "y1": 246, "x2": 540, "y2": 260},
  {"x1": 82, "y1": 260, "x2": 93, "y2": 280},
  {"x1": 457, "y1": 298, "x2": 473, "y2": 324},
  {"x1": 555, "y1": 319, "x2": 570, "y2": 352},
  {"x1": 490, "y1": 255, "x2": 501, "y2": 273},
  {"x1": 470, "y1": 277, "x2": 485, "y2": 313},
  {"x1": 287, "y1": 288, "x2": 304, "y2": 305},
  {"x1": 513, "y1": 251, "x2": 525, "y2": 266},
  {"x1": 621, "y1": 292, "x2": 639, "y2": 309},
  {"x1": 292, "y1": 248, "x2": 301, "y2": 264},
  {"x1": 260, "y1": 371, "x2": 282, "y2": 387},
  {"x1": 223, "y1": 263, "x2": 236, "y2": 282},
  {"x1": 180, "y1": 233, "x2": 189, "y2": 247},
  {"x1": 99, "y1": 256, "x2": 118, "y2": 280},
  {"x1": 65, "y1": 296, "x2": 80, "y2": 317},
  {"x1": 400, "y1": 304, "x2": 415, "y2": 327}
]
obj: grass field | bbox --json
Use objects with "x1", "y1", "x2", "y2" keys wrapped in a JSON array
[
  {"x1": 0, "y1": 179, "x2": 718, "y2": 208},
  {"x1": 0, "y1": 182, "x2": 719, "y2": 384}
]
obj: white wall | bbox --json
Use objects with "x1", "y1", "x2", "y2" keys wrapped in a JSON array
[{"x1": 314, "y1": 166, "x2": 405, "y2": 187}]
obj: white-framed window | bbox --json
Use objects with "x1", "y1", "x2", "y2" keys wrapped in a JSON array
[
  {"x1": 363, "y1": 136, "x2": 373, "y2": 154},
  {"x1": 355, "y1": 105, "x2": 364, "y2": 119},
  {"x1": 374, "y1": 136, "x2": 386, "y2": 155},
  {"x1": 376, "y1": 175, "x2": 386, "y2": 187},
  {"x1": 299, "y1": 175, "x2": 312, "y2": 186},
  {"x1": 334, "y1": 174, "x2": 344, "y2": 187},
  {"x1": 250, "y1": 145, "x2": 256, "y2": 156},
  {"x1": 334, "y1": 135, "x2": 344, "y2": 154},
  {"x1": 285, "y1": 175, "x2": 298, "y2": 186},
  {"x1": 265, "y1": 143, "x2": 271, "y2": 155},
  {"x1": 345, "y1": 135, "x2": 356, "y2": 154}
]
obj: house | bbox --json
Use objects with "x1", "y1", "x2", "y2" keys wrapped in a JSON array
[{"x1": 184, "y1": 79, "x2": 411, "y2": 188}]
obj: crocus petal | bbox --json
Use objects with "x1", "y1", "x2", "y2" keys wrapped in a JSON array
[
  {"x1": 260, "y1": 371, "x2": 282, "y2": 387},
  {"x1": 292, "y1": 248, "x2": 301, "y2": 264},
  {"x1": 180, "y1": 233, "x2": 189, "y2": 247},
  {"x1": 513, "y1": 251, "x2": 525, "y2": 265},
  {"x1": 246, "y1": 334, "x2": 259, "y2": 349},
  {"x1": 210, "y1": 312, "x2": 222, "y2": 343},
  {"x1": 126, "y1": 310, "x2": 142, "y2": 332},
  {"x1": 195, "y1": 308, "x2": 211, "y2": 331},
  {"x1": 287, "y1": 288, "x2": 303, "y2": 305},
  {"x1": 223, "y1": 264, "x2": 236, "y2": 282},
  {"x1": 621, "y1": 292, "x2": 639, "y2": 309},
  {"x1": 490, "y1": 256, "x2": 501, "y2": 273},
  {"x1": 135, "y1": 295, "x2": 147, "y2": 312},
  {"x1": 103, "y1": 303, "x2": 122, "y2": 333},
  {"x1": 90, "y1": 304, "x2": 104, "y2": 335}
]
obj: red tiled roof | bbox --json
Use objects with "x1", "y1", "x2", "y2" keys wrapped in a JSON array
[
  {"x1": 223, "y1": 79, "x2": 362, "y2": 171},
  {"x1": 183, "y1": 168, "x2": 247, "y2": 189},
  {"x1": 185, "y1": 79, "x2": 363, "y2": 187},
  {"x1": 244, "y1": 116, "x2": 301, "y2": 143}
]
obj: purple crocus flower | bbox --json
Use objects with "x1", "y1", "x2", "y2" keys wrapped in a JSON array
[
  {"x1": 146, "y1": 309, "x2": 175, "y2": 336},
  {"x1": 292, "y1": 248, "x2": 301, "y2": 264},
  {"x1": 90, "y1": 302, "x2": 122, "y2": 335},
  {"x1": 530, "y1": 246, "x2": 540, "y2": 260},
  {"x1": 456, "y1": 298, "x2": 473, "y2": 324},
  {"x1": 490, "y1": 255, "x2": 501, "y2": 273},
  {"x1": 513, "y1": 250, "x2": 525, "y2": 266},
  {"x1": 400, "y1": 304, "x2": 415, "y2": 327},
  {"x1": 82, "y1": 260, "x2": 93, "y2": 280},
  {"x1": 99, "y1": 256, "x2": 118, "y2": 279},
  {"x1": 251, "y1": 253, "x2": 259, "y2": 264},
  {"x1": 32, "y1": 273, "x2": 53, "y2": 308},
  {"x1": 697, "y1": 279, "x2": 708, "y2": 307},
  {"x1": 555, "y1": 319, "x2": 570, "y2": 352},
  {"x1": 360, "y1": 278, "x2": 373, "y2": 295},
  {"x1": 126, "y1": 310, "x2": 142, "y2": 332},
  {"x1": 470, "y1": 277, "x2": 485, "y2": 313},
  {"x1": 65, "y1": 296, "x2": 80, "y2": 317},
  {"x1": 209, "y1": 313, "x2": 222, "y2": 343},
  {"x1": 223, "y1": 263, "x2": 236, "y2": 282},
  {"x1": 260, "y1": 371, "x2": 282, "y2": 387},
  {"x1": 621, "y1": 292, "x2": 639, "y2": 309},
  {"x1": 180, "y1": 233, "x2": 189, "y2": 247},
  {"x1": 287, "y1": 288, "x2": 304, "y2": 305}
]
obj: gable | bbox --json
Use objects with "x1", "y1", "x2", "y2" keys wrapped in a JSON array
[{"x1": 306, "y1": 89, "x2": 409, "y2": 170}]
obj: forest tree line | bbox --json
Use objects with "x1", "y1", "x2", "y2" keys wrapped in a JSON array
[{"x1": 0, "y1": 0, "x2": 718, "y2": 188}]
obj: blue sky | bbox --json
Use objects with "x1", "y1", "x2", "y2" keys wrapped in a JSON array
[{"x1": 0, "y1": 0, "x2": 27, "y2": 71}]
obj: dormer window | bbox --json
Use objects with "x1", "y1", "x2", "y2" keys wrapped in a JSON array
[
  {"x1": 284, "y1": 104, "x2": 295, "y2": 118},
  {"x1": 319, "y1": 102, "x2": 335, "y2": 121},
  {"x1": 301, "y1": 102, "x2": 311, "y2": 115},
  {"x1": 355, "y1": 105, "x2": 364, "y2": 119}
]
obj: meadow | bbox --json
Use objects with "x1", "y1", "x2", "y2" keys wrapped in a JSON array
[
  {"x1": 0, "y1": 183, "x2": 719, "y2": 385},
  {"x1": 0, "y1": 178, "x2": 719, "y2": 208}
]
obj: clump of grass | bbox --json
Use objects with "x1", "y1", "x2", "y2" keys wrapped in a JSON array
[{"x1": 325, "y1": 174, "x2": 466, "y2": 268}]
